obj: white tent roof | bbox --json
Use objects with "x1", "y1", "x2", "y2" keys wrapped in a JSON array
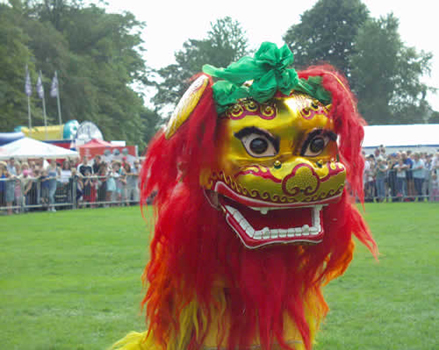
[
  {"x1": 363, "y1": 124, "x2": 439, "y2": 149},
  {"x1": 0, "y1": 137, "x2": 78, "y2": 160}
]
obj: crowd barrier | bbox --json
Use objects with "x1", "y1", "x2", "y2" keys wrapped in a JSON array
[
  {"x1": 0, "y1": 175, "x2": 140, "y2": 214},
  {"x1": 364, "y1": 168, "x2": 438, "y2": 202},
  {"x1": 1, "y1": 169, "x2": 438, "y2": 214}
]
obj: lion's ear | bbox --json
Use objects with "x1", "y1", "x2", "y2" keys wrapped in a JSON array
[{"x1": 165, "y1": 75, "x2": 210, "y2": 139}]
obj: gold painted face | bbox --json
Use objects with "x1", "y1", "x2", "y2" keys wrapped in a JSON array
[{"x1": 201, "y1": 92, "x2": 346, "y2": 249}]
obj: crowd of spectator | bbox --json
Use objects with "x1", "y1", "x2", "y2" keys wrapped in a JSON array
[
  {"x1": 363, "y1": 146, "x2": 439, "y2": 202},
  {"x1": 0, "y1": 155, "x2": 142, "y2": 215},
  {"x1": 2, "y1": 146, "x2": 439, "y2": 215}
]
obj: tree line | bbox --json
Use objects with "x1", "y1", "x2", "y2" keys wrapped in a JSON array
[{"x1": 0, "y1": 0, "x2": 436, "y2": 150}]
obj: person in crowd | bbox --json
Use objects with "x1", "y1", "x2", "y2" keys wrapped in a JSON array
[
  {"x1": 47, "y1": 161, "x2": 59, "y2": 211},
  {"x1": 20, "y1": 169, "x2": 33, "y2": 210},
  {"x1": 77, "y1": 155, "x2": 93, "y2": 176},
  {"x1": 430, "y1": 172, "x2": 439, "y2": 201},
  {"x1": 27, "y1": 167, "x2": 41, "y2": 209},
  {"x1": 96, "y1": 162, "x2": 108, "y2": 205},
  {"x1": 114, "y1": 161, "x2": 126, "y2": 205},
  {"x1": 122, "y1": 162, "x2": 135, "y2": 205},
  {"x1": 432, "y1": 151, "x2": 439, "y2": 174},
  {"x1": 7, "y1": 157, "x2": 16, "y2": 176},
  {"x1": 92, "y1": 155, "x2": 102, "y2": 174},
  {"x1": 40, "y1": 169, "x2": 50, "y2": 209},
  {"x1": 364, "y1": 154, "x2": 375, "y2": 202},
  {"x1": 122, "y1": 148, "x2": 136, "y2": 166},
  {"x1": 82, "y1": 169, "x2": 96, "y2": 208},
  {"x1": 112, "y1": 149, "x2": 122, "y2": 163},
  {"x1": 375, "y1": 157, "x2": 388, "y2": 202},
  {"x1": 401, "y1": 151, "x2": 414, "y2": 200},
  {"x1": 3, "y1": 158, "x2": 17, "y2": 214},
  {"x1": 423, "y1": 154, "x2": 432, "y2": 200},
  {"x1": 387, "y1": 154, "x2": 398, "y2": 201},
  {"x1": 103, "y1": 149, "x2": 112, "y2": 165},
  {"x1": 28, "y1": 160, "x2": 36, "y2": 175},
  {"x1": 36, "y1": 157, "x2": 50, "y2": 170},
  {"x1": 59, "y1": 160, "x2": 72, "y2": 204},
  {"x1": 71, "y1": 168, "x2": 83, "y2": 205},
  {"x1": 0, "y1": 161, "x2": 9, "y2": 213},
  {"x1": 379, "y1": 145, "x2": 386, "y2": 157},
  {"x1": 394, "y1": 158, "x2": 407, "y2": 200},
  {"x1": 127, "y1": 160, "x2": 140, "y2": 204},
  {"x1": 411, "y1": 152, "x2": 425, "y2": 201},
  {"x1": 106, "y1": 162, "x2": 117, "y2": 205},
  {"x1": 13, "y1": 162, "x2": 22, "y2": 212}
]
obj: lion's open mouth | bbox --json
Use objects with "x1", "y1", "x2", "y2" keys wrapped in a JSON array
[{"x1": 217, "y1": 195, "x2": 324, "y2": 249}]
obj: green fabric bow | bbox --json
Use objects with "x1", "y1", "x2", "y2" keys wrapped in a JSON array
[{"x1": 202, "y1": 42, "x2": 331, "y2": 114}]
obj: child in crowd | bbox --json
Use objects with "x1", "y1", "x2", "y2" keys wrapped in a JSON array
[
  {"x1": 71, "y1": 168, "x2": 83, "y2": 203},
  {"x1": 82, "y1": 169, "x2": 97, "y2": 208}
]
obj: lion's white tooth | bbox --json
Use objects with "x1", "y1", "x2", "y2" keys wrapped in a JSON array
[
  {"x1": 302, "y1": 224, "x2": 310, "y2": 236},
  {"x1": 279, "y1": 229, "x2": 288, "y2": 237},
  {"x1": 309, "y1": 227, "x2": 318, "y2": 235},
  {"x1": 261, "y1": 227, "x2": 270, "y2": 238},
  {"x1": 246, "y1": 226, "x2": 255, "y2": 238},
  {"x1": 260, "y1": 208, "x2": 269, "y2": 215},
  {"x1": 287, "y1": 228, "x2": 295, "y2": 237},
  {"x1": 271, "y1": 229, "x2": 279, "y2": 238}
]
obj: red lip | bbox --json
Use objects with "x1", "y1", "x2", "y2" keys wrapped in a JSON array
[
  {"x1": 213, "y1": 181, "x2": 341, "y2": 208},
  {"x1": 218, "y1": 196, "x2": 324, "y2": 249}
]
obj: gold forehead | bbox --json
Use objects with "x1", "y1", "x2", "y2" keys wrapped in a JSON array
[{"x1": 222, "y1": 93, "x2": 331, "y2": 121}]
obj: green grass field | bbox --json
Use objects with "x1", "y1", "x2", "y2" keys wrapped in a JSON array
[{"x1": 1, "y1": 203, "x2": 438, "y2": 349}]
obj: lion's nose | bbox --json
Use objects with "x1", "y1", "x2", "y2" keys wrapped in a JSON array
[{"x1": 281, "y1": 163, "x2": 320, "y2": 196}]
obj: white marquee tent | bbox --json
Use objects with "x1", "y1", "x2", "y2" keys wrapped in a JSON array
[
  {"x1": 0, "y1": 137, "x2": 78, "y2": 160},
  {"x1": 363, "y1": 124, "x2": 439, "y2": 153}
]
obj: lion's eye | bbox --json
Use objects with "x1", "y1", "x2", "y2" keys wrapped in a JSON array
[
  {"x1": 250, "y1": 137, "x2": 268, "y2": 154},
  {"x1": 240, "y1": 133, "x2": 278, "y2": 158},
  {"x1": 301, "y1": 132, "x2": 331, "y2": 157}
]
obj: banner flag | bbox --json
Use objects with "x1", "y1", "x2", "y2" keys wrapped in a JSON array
[
  {"x1": 25, "y1": 66, "x2": 32, "y2": 97},
  {"x1": 50, "y1": 72, "x2": 59, "y2": 98},
  {"x1": 36, "y1": 72, "x2": 45, "y2": 99}
]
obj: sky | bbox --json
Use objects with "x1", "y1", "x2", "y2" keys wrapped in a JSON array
[{"x1": 100, "y1": 0, "x2": 439, "y2": 111}]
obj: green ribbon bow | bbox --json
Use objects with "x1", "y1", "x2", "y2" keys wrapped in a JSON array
[{"x1": 202, "y1": 42, "x2": 331, "y2": 114}]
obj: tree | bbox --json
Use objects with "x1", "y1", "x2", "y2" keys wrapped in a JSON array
[
  {"x1": 20, "y1": 0, "x2": 154, "y2": 146},
  {"x1": 152, "y1": 17, "x2": 249, "y2": 113},
  {"x1": 428, "y1": 111, "x2": 439, "y2": 124},
  {"x1": 350, "y1": 14, "x2": 433, "y2": 124},
  {"x1": 0, "y1": 2, "x2": 36, "y2": 132},
  {"x1": 283, "y1": 0, "x2": 369, "y2": 78}
]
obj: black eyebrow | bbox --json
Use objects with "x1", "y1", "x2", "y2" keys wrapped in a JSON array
[
  {"x1": 300, "y1": 129, "x2": 337, "y2": 155},
  {"x1": 234, "y1": 127, "x2": 280, "y2": 153}
]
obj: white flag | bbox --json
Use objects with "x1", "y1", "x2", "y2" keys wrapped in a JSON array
[
  {"x1": 50, "y1": 72, "x2": 59, "y2": 98},
  {"x1": 25, "y1": 66, "x2": 32, "y2": 97},
  {"x1": 36, "y1": 72, "x2": 44, "y2": 99}
]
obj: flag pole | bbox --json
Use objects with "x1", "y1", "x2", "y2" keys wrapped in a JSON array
[
  {"x1": 25, "y1": 65, "x2": 32, "y2": 137},
  {"x1": 39, "y1": 70, "x2": 48, "y2": 140},
  {"x1": 54, "y1": 71, "x2": 63, "y2": 138},
  {"x1": 27, "y1": 94, "x2": 32, "y2": 137}
]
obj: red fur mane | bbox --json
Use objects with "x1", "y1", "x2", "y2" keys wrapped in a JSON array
[{"x1": 139, "y1": 68, "x2": 377, "y2": 350}]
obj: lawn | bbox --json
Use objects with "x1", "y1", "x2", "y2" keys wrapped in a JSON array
[{"x1": 0, "y1": 203, "x2": 438, "y2": 349}]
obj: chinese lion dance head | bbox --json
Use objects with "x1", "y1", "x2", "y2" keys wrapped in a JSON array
[{"x1": 114, "y1": 43, "x2": 377, "y2": 350}]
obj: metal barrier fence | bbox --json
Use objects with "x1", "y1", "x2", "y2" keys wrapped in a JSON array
[
  {"x1": 0, "y1": 174, "x2": 140, "y2": 214},
  {"x1": 1, "y1": 169, "x2": 438, "y2": 214},
  {"x1": 364, "y1": 168, "x2": 438, "y2": 202}
]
